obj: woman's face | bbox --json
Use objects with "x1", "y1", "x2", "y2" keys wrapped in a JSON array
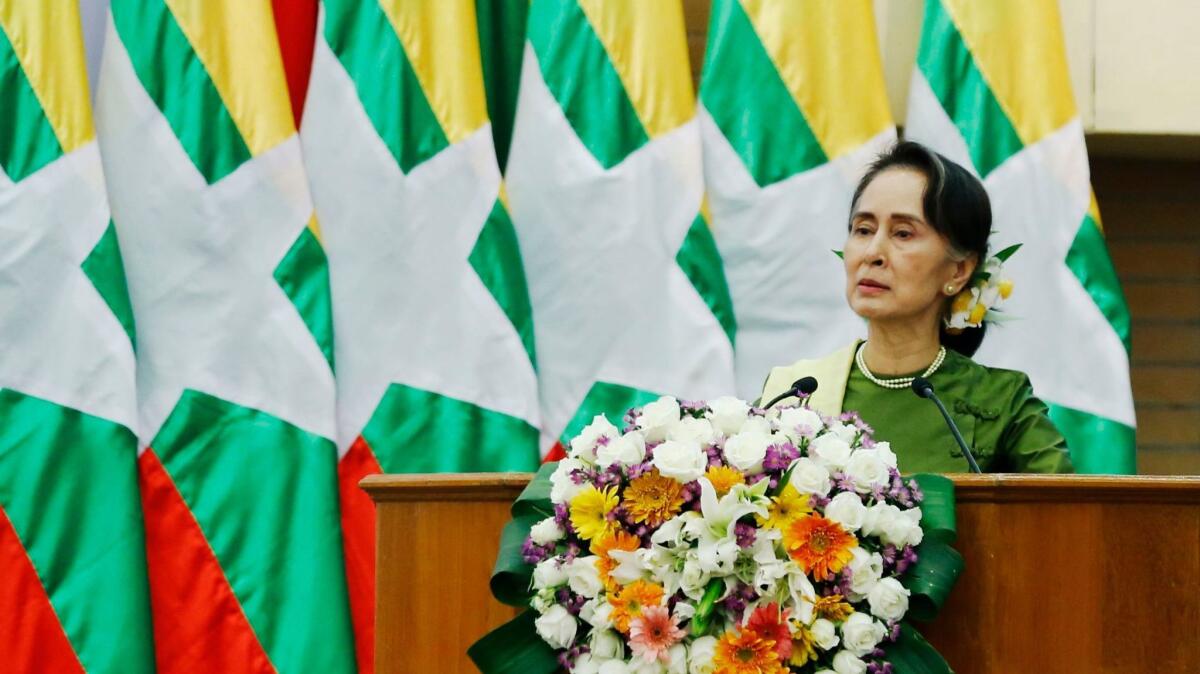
[{"x1": 844, "y1": 168, "x2": 975, "y2": 327}]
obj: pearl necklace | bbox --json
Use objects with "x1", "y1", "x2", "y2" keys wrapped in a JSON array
[{"x1": 855, "y1": 343, "x2": 947, "y2": 389}]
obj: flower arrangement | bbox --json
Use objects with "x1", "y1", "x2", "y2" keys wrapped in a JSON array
[
  {"x1": 470, "y1": 396, "x2": 963, "y2": 674},
  {"x1": 944, "y1": 243, "x2": 1021, "y2": 332}
]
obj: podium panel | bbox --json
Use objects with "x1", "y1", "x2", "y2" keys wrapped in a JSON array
[{"x1": 362, "y1": 474, "x2": 1200, "y2": 674}]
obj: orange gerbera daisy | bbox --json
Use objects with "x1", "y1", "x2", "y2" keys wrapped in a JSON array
[
  {"x1": 783, "y1": 514, "x2": 857, "y2": 580},
  {"x1": 591, "y1": 530, "x2": 642, "y2": 591},
  {"x1": 713, "y1": 628, "x2": 787, "y2": 674},
  {"x1": 705, "y1": 465, "x2": 745, "y2": 496},
  {"x1": 609, "y1": 580, "x2": 665, "y2": 634},
  {"x1": 812, "y1": 594, "x2": 854, "y2": 622},
  {"x1": 623, "y1": 469, "x2": 686, "y2": 528}
]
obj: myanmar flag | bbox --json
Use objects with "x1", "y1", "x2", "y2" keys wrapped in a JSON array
[
  {"x1": 507, "y1": 0, "x2": 737, "y2": 452},
  {"x1": 906, "y1": 0, "x2": 1136, "y2": 473},
  {"x1": 302, "y1": 1, "x2": 543, "y2": 669},
  {"x1": 0, "y1": 3, "x2": 152, "y2": 672},
  {"x1": 698, "y1": 0, "x2": 896, "y2": 398},
  {"x1": 94, "y1": 1, "x2": 357, "y2": 672}
]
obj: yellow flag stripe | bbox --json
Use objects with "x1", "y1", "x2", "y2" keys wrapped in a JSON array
[
  {"x1": 378, "y1": 0, "x2": 488, "y2": 144},
  {"x1": 576, "y1": 0, "x2": 695, "y2": 139},
  {"x1": 163, "y1": 0, "x2": 295, "y2": 155},
  {"x1": 940, "y1": 0, "x2": 1077, "y2": 145},
  {"x1": 0, "y1": 2, "x2": 93, "y2": 151},
  {"x1": 739, "y1": 0, "x2": 892, "y2": 160}
]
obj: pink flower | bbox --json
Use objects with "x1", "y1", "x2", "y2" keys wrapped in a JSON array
[{"x1": 629, "y1": 605, "x2": 686, "y2": 663}]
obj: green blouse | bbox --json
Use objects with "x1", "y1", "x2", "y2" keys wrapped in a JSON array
[{"x1": 760, "y1": 342, "x2": 1073, "y2": 474}]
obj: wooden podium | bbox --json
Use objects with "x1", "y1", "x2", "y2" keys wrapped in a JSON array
[{"x1": 362, "y1": 474, "x2": 1200, "y2": 673}]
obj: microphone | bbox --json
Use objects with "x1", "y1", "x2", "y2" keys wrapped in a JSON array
[
  {"x1": 911, "y1": 376, "x2": 981, "y2": 473},
  {"x1": 763, "y1": 376, "x2": 819, "y2": 409}
]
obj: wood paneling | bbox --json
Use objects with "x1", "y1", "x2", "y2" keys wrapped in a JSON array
[{"x1": 365, "y1": 473, "x2": 1200, "y2": 674}]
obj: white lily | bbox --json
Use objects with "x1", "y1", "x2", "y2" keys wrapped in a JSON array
[{"x1": 682, "y1": 478, "x2": 770, "y2": 575}]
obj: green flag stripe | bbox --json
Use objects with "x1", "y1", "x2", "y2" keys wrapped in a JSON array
[
  {"x1": 0, "y1": 25, "x2": 63, "y2": 182},
  {"x1": 110, "y1": 0, "x2": 250, "y2": 184},
  {"x1": 699, "y1": 0, "x2": 827, "y2": 186},
  {"x1": 677, "y1": 214, "x2": 737, "y2": 346},
  {"x1": 0, "y1": 390, "x2": 154, "y2": 674},
  {"x1": 470, "y1": 200, "x2": 537, "y2": 368},
  {"x1": 475, "y1": 0, "x2": 528, "y2": 171},
  {"x1": 152, "y1": 390, "x2": 356, "y2": 674},
  {"x1": 916, "y1": 0, "x2": 1023, "y2": 177},
  {"x1": 1048, "y1": 403, "x2": 1136, "y2": 475},
  {"x1": 560, "y1": 381, "x2": 662, "y2": 444},
  {"x1": 528, "y1": 0, "x2": 648, "y2": 169},
  {"x1": 323, "y1": 0, "x2": 448, "y2": 173},
  {"x1": 81, "y1": 221, "x2": 137, "y2": 351},
  {"x1": 1066, "y1": 213, "x2": 1132, "y2": 353},
  {"x1": 363, "y1": 383, "x2": 540, "y2": 473},
  {"x1": 273, "y1": 228, "x2": 334, "y2": 369}
]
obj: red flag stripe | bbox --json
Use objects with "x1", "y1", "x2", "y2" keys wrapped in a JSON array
[
  {"x1": 543, "y1": 441, "x2": 567, "y2": 462},
  {"x1": 137, "y1": 450, "x2": 275, "y2": 674},
  {"x1": 271, "y1": 0, "x2": 319, "y2": 127},
  {"x1": 0, "y1": 507, "x2": 84, "y2": 674},
  {"x1": 338, "y1": 437, "x2": 382, "y2": 674}
]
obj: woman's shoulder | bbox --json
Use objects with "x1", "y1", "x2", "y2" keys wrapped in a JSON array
[{"x1": 942, "y1": 349, "x2": 1038, "y2": 416}]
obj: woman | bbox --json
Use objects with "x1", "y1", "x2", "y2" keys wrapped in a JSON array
[{"x1": 760, "y1": 142, "x2": 1072, "y2": 473}]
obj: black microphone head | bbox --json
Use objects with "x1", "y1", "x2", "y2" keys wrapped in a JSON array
[
  {"x1": 911, "y1": 376, "x2": 935, "y2": 398},
  {"x1": 795, "y1": 376, "x2": 818, "y2": 396}
]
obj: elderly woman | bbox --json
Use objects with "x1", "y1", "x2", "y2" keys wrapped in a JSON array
[{"x1": 760, "y1": 142, "x2": 1073, "y2": 473}]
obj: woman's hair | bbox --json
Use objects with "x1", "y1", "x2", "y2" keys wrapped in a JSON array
[{"x1": 849, "y1": 141, "x2": 992, "y2": 357}]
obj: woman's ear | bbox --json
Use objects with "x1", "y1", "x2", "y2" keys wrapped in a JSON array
[{"x1": 952, "y1": 253, "x2": 978, "y2": 288}]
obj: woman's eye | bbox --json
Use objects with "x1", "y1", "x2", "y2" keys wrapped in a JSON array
[
  {"x1": 853, "y1": 225, "x2": 872, "y2": 235},
  {"x1": 895, "y1": 230, "x2": 913, "y2": 239}
]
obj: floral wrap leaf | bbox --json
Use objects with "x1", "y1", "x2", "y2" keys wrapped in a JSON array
[
  {"x1": 902, "y1": 540, "x2": 964, "y2": 621},
  {"x1": 512, "y1": 462, "x2": 556, "y2": 519},
  {"x1": 910, "y1": 473, "x2": 956, "y2": 544},
  {"x1": 468, "y1": 610, "x2": 560, "y2": 674},
  {"x1": 490, "y1": 514, "x2": 542, "y2": 606},
  {"x1": 885, "y1": 623, "x2": 956, "y2": 674}
]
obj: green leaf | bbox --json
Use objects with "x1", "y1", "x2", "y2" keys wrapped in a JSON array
[
  {"x1": 490, "y1": 514, "x2": 542, "y2": 606},
  {"x1": 468, "y1": 610, "x2": 560, "y2": 674},
  {"x1": 910, "y1": 473, "x2": 956, "y2": 544},
  {"x1": 994, "y1": 243, "x2": 1022, "y2": 262},
  {"x1": 689, "y1": 578, "x2": 725, "y2": 636},
  {"x1": 512, "y1": 462, "x2": 556, "y2": 518},
  {"x1": 902, "y1": 540, "x2": 964, "y2": 621},
  {"x1": 885, "y1": 623, "x2": 956, "y2": 674},
  {"x1": 832, "y1": 249, "x2": 844, "y2": 259}
]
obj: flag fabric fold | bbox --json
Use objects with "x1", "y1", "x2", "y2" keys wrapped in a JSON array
[
  {"x1": 301, "y1": 1, "x2": 543, "y2": 670},
  {"x1": 507, "y1": 0, "x2": 737, "y2": 454},
  {"x1": 905, "y1": 0, "x2": 1136, "y2": 473},
  {"x1": 94, "y1": 1, "x2": 357, "y2": 671},
  {"x1": 0, "y1": 3, "x2": 153, "y2": 672},
  {"x1": 698, "y1": 0, "x2": 897, "y2": 399}
]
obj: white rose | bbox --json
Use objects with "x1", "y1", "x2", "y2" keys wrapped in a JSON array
[
  {"x1": 590, "y1": 629, "x2": 625, "y2": 660},
  {"x1": 833, "y1": 650, "x2": 869, "y2": 674},
  {"x1": 840, "y1": 612, "x2": 887, "y2": 657},
  {"x1": 846, "y1": 548, "x2": 883, "y2": 600},
  {"x1": 741, "y1": 415, "x2": 771, "y2": 436},
  {"x1": 873, "y1": 441, "x2": 898, "y2": 469},
  {"x1": 866, "y1": 504, "x2": 923, "y2": 548},
  {"x1": 777, "y1": 407, "x2": 824, "y2": 441},
  {"x1": 815, "y1": 671, "x2": 836, "y2": 674},
  {"x1": 652, "y1": 440, "x2": 707, "y2": 483},
  {"x1": 529, "y1": 517, "x2": 565, "y2": 546},
  {"x1": 629, "y1": 659, "x2": 664, "y2": 674},
  {"x1": 830, "y1": 423, "x2": 859, "y2": 443},
  {"x1": 550, "y1": 458, "x2": 586, "y2": 503},
  {"x1": 706, "y1": 396, "x2": 750, "y2": 436},
  {"x1": 574, "y1": 655, "x2": 601, "y2": 674},
  {"x1": 679, "y1": 559, "x2": 713, "y2": 597},
  {"x1": 809, "y1": 433, "x2": 853, "y2": 470},
  {"x1": 597, "y1": 432, "x2": 647, "y2": 468},
  {"x1": 723, "y1": 431, "x2": 771, "y2": 473},
  {"x1": 532, "y1": 558, "x2": 568, "y2": 590},
  {"x1": 534, "y1": 604, "x2": 577, "y2": 649},
  {"x1": 639, "y1": 396, "x2": 682, "y2": 442},
  {"x1": 568, "y1": 556, "x2": 605, "y2": 598},
  {"x1": 844, "y1": 449, "x2": 891, "y2": 493},
  {"x1": 669, "y1": 417, "x2": 718, "y2": 447},
  {"x1": 811, "y1": 618, "x2": 840, "y2": 651},
  {"x1": 598, "y1": 660, "x2": 632, "y2": 674},
  {"x1": 824, "y1": 491, "x2": 867, "y2": 532},
  {"x1": 867, "y1": 577, "x2": 911, "y2": 622},
  {"x1": 583, "y1": 600, "x2": 614, "y2": 631},
  {"x1": 570, "y1": 415, "x2": 620, "y2": 461},
  {"x1": 688, "y1": 636, "x2": 718, "y2": 674},
  {"x1": 788, "y1": 457, "x2": 832, "y2": 496},
  {"x1": 531, "y1": 588, "x2": 554, "y2": 613},
  {"x1": 666, "y1": 643, "x2": 688, "y2": 674}
]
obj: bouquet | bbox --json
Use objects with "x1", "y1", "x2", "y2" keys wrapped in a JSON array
[{"x1": 471, "y1": 396, "x2": 962, "y2": 674}]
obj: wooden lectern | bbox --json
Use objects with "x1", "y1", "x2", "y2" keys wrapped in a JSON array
[{"x1": 363, "y1": 474, "x2": 1200, "y2": 674}]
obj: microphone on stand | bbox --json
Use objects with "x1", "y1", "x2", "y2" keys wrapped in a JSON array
[
  {"x1": 763, "y1": 376, "x2": 819, "y2": 409},
  {"x1": 911, "y1": 376, "x2": 982, "y2": 474}
]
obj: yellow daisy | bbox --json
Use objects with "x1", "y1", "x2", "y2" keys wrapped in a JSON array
[
  {"x1": 569, "y1": 485, "x2": 620, "y2": 541},
  {"x1": 756, "y1": 484, "x2": 812, "y2": 531}
]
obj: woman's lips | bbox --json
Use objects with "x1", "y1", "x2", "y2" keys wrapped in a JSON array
[{"x1": 857, "y1": 280, "x2": 889, "y2": 294}]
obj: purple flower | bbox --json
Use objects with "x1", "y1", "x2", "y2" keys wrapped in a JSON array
[
  {"x1": 521, "y1": 536, "x2": 555, "y2": 564},
  {"x1": 734, "y1": 522, "x2": 757, "y2": 548}
]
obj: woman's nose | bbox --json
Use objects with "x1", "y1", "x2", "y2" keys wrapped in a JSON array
[{"x1": 865, "y1": 232, "x2": 887, "y2": 265}]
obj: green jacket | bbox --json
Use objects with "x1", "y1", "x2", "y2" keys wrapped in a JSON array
[{"x1": 761, "y1": 341, "x2": 1073, "y2": 474}]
